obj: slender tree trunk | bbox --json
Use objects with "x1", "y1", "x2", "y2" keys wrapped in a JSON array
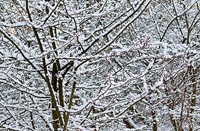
[
  {"x1": 52, "y1": 101, "x2": 59, "y2": 131},
  {"x1": 189, "y1": 67, "x2": 197, "y2": 131},
  {"x1": 169, "y1": 100, "x2": 178, "y2": 131},
  {"x1": 152, "y1": 110, "x2": 157, "y2": 131}
]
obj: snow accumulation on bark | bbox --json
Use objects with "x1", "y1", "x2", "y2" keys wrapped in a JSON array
[{"x1": 0, "y1": 0, "x2": 199, "y2": 131}]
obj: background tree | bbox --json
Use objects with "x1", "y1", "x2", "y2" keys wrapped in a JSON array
[{"x1": 0, "y1": 0, "x2": 199, "y2": 130}]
